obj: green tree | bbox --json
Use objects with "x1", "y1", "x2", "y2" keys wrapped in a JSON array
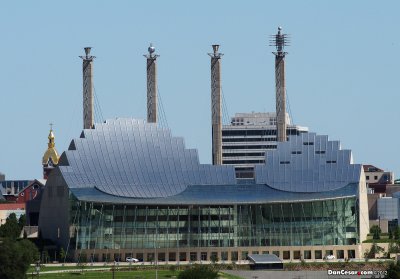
[
  {"x1": 388, "y1": 241, "x2": 399, "y2": 256},
  {"x1": 370, "y1": 225, "x2": 381, "y2": 240},
  {"x1": 18, "y1": 214, "x2": 26, "y2": 229},
  {"x1": 0, "y1": 238, "x2": 39, "y2": 279},
  {"x1": 178, "y1": 265, "x2": 219, "y2": 279},
  {"x1": 386, "y1": 261, "x2": 400, "y2": 279},
  {"x1": 389, "y1": 230, "x2": 393, "y2": 239},
  {"x1": 395, "y1": 227, "x2": 400, "y2": 240},
  {"x1": 365, "y1": 242, "x2": 385, "y2": 259},
  {"x1": 59, "y1": 247, "x2": 66, "y2": 262},
  {"x1": 0, "y1": 213, "x2": 21, "y2": 239},
  {"x1": 210, "y1": 254, "x2": 219, "y2": 264}
]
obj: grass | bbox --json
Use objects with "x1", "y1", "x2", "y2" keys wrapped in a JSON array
[
  {"x1": 27, "y1": 265, "x2": 108, "y2": 273},
  {"x1": 283, "y1": 260, "x2": 392, "y2": 272},
  {"x1": 28, "y1": 270, "x2": 178, "y2": 279},
  {"x1": 27, "y1": 269, "x2": 243, "y2": 279}
]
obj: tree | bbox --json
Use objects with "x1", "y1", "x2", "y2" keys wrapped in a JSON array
[
  {"x1": 365, "y1": 242, "x2": 385, "y2": 259},
  {"x1": 388, "y1": 241, "x2": 400, "y2": 256},
  {"x1": 370, "y1": 225, "x2": 381, "y2": 240},
  {"x1": 178, "y1": 265, "x2": 219, "y2": 279},
  {"x1": 389, "y1": 230, "x2": 393, "y2": 240},
  {"x1": 395, "y1": 227, "x2": 400, "y2": 240},
  {"x1": 386, "y1": 261, "x2": 400, "y2": 279},
  {"x1": 18, "y1": 214, "x2": 26, "y2": 229},
  {"x1": 59, "y1": 247, "x2": 66, "y2": 263},
  {"x1": 0, "y1": 238, "x2": 39, "y2": 279},
  {"x1": 0, "y1": 213, "x2": 21, "y2": 239},
  {"x1": 210, "y1": 254, "x2": 219, "y2": 264}
]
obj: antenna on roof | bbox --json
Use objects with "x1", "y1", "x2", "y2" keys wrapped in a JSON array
[{"x1": 270, "y1": 27, "x2": 290, "y2": 142}]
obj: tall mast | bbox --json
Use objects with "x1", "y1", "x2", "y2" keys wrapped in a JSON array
[
  {"x1": 270, "y1": 27, "x2": 290, "y2": 142},
  {"x1": 144, "y1": 43, "x2": 159, "y2": 123},
  {"x1": 208, "y1": 45, "x2": 223, "y2": 165},
  {"x1": 79, "y1": 47, "x2": 95, "y2": 129}
]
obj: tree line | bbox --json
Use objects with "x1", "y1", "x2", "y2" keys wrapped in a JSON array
[{"x1": 0, "y1": 213, "x2": 39, "y2": 279}]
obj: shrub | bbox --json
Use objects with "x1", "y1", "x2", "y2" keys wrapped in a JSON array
[
  {"x1": 387, "y1": 261, "x2": 400, "y2": 279},
  {"x1": 210, "y1": 254, "x2": 219, "y2": 264},
  {"x1": 370, "y1": 225, "x2": 381, "y2": 240}
]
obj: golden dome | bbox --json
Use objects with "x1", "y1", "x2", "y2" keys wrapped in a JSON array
[{"x1": 42, "y1": 125, "x2": 59, "y2": 166}]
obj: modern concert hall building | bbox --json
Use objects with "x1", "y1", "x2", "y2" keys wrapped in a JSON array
[{"x1": 38, "y1": 118, "x2": 369, "y2": 262}]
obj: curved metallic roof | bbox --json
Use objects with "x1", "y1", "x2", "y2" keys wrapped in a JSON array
[
  {"x1": 255, "y1": 133, "x2": 362, "y2": 192},
  {"x1": 58, "y1": 118, "x2": 362, "y2": 202},
  {"x1": 59, "y1": 118, "x2": 237, "y2": 198},
  {"x1": 69, "y1": 182, "x2": 358, "y2": 205}
]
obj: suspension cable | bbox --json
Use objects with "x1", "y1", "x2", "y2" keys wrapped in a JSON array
[
  {"x1": 157, "y1": 86, "x2": 169, "y2": 128},
  {"x1": 93, "y1": 85, "x2": 105, "y2": 124},
  {"x1": 286, "y1": 89, "x2": 294, "y2": 125}
]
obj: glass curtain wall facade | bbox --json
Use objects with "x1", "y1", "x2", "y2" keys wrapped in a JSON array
[{"x1": 69, "y1": 196, "x2": 359, "y2": 256}]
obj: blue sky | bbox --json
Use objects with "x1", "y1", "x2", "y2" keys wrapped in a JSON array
[{"x1": 0, "y1": 1, "x2": 399, "y2": 179}]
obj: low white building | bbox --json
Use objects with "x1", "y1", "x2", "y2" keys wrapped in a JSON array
[{"x1": 0, "y1": 203, "x2": 25, "y2": 225}]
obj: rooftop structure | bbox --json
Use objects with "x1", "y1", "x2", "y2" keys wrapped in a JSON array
[
  {"x1": 247, "y1": 254, "x2": 283, "y2": 270},
  {"x1": 0, "y1": 180, "x2": 32, "y2": 196},
  {"x1": 364, "y1": 164, "x2": 394, "y2": 187}
]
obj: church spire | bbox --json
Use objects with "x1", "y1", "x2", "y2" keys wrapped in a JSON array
[
  {"x1": 47, "y1": 123, "x2": 55, "y2": 148},
  {"x1": 42, "y1": 123, "x2": 60, "y2": 179}
]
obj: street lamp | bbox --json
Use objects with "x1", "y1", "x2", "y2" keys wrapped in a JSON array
[
  {"x1": 35, "y1": 261, "x2": 40, "y2": 277},
  {"x1": 154, "y1": 242, "x2": 158, "y2": 279}
]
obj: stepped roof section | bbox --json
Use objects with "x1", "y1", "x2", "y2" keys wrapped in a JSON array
[
  {"x1": 54, "y1": 118, "x2": 363, "y2": 204},
  {"x1": 255, "y1": 132, "x2": 362, "y2": 192},
  {"x1": 59, "y1": 118, "x2": 237, "y2": 199}
]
